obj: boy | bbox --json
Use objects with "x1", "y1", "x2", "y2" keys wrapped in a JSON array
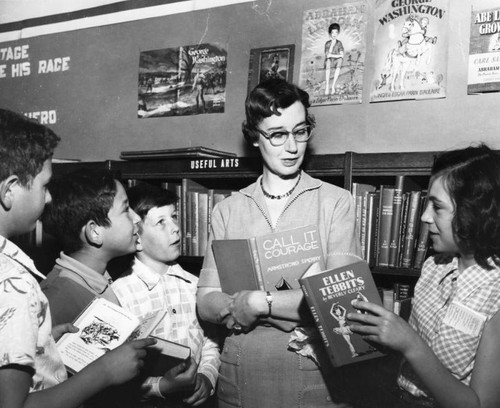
[
  {"x1": 41, "y1": 169, "x2": 140, "y2": 325},
  {"x1": 0, "y1": 108, "x2": 153, "y2": 408},
  {"x1": 112, "y1": 183, "x2": 220, "y2": 406}
]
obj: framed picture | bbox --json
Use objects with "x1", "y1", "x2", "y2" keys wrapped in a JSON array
[{"x1": 247, "y1": 44, "x2": 295, "y2": 94}]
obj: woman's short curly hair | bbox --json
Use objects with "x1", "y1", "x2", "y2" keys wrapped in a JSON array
[
  {"x1": 242, "y1": 78, "x2": 315, "y2": 145},
  {"x1": 431, "y1": 143, "x2": 500, "y2": 269}
]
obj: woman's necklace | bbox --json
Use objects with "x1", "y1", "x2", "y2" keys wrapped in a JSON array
[{"x1": 261, "y1": 173, "x2": 301, "y2": 200}]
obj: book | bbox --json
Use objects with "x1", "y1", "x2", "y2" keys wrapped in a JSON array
[
  {"x1": 352, "y1": 183, "x2": 377, "y2": 259},
  {"x1": 366, "y1": 191, "x2": 380, "y2": 266},
  {"x1": 212, "y1": 224, "x2": 324, "y2": 294},
  {"x1": 401, "y1": 190, "x2": 422, "y2": 268},
  {"x1": 181, "y1": 179, "x2": 208, "y2": 256},
  {"x1": 377, "y1": 186, "x2": 395, "y2": 267},
  {"x1": 57, "y1": 297, "x2": 167, "y2": 374},
  {"x1": 413, "y1": 221, "x2": 430, "y2": 269},
  {"x1": 393, "y1": 283, "x2": 411, "y2": 316},
  {"x1": 120, "y1": 146, "x2": 237, "y2": 160},
  {"x1": 143, "y1": 336, "x2": 191, "y2": 376},
  {"x1": 388, "y1": 176, "x2": 420, "y2": 267},
  {"x1": 299, "y1": 260, "x2": 384, "y2": 367}
]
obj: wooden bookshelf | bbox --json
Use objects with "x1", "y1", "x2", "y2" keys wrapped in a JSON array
[{"x1": 46, "y1": 151, "x2": 438, "y2": 282}]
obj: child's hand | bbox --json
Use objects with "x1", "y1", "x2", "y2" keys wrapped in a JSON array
[
  {"x1": 159, "y1": 357, "x2": 197, "y2": 395},
  {"x1": 51, "y1": 322, "x2": 78, "y2": 341},
  {"x1": 347, "y1": 300, "x2": 420, "y2": 355},
  {"x1": 91, "y1": 337, "x2": 156, "y2": 386},
  {"x1": 183, "y1": 373, "x2": 213, "y2": 406}
]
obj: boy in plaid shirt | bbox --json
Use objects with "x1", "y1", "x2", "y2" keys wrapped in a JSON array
[{"x1": 113, "y1": 183, "x2": 220, "y2": 407}]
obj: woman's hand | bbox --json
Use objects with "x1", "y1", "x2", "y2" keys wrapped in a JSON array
[
  {"x1": 223, "y1": 290, "x2": 267, "y2": 331},
  {"x1": 347, "y1": 299, "x2": 421, "y2": 356}
]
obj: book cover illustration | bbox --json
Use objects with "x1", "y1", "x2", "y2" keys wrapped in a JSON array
[
  {"x1": 370, "y1": 0, "x2": 449, "y2": 102},
  {"x1": 57, "y1": 298, "x2": 141, "y2": 373},
  {"x1": 57, "y1": 298, "x2": 166, "y2": 373},
  {"x1": 298, "y1": 2, "x2": 368, "y2": 106},
  {"x1": 300, "y1": 260, "x2": 384, "y2": 367},
  {"x1": 212, "y1": 224, "x2": 324, "y2": 294},
  {"x1": 468, "y1": 0, "x2": 500, "y2": 94},
  {"x1": 138, "y1": 43, "x2": 227, "y2": 117}
]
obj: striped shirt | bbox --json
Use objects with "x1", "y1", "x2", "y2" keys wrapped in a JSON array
[
  {"x1": 398, "y1": 254, "x2": 500, "y2": 397},
  {"x1": 112, "y1": 259, "x2": 220, "y2": 388}
]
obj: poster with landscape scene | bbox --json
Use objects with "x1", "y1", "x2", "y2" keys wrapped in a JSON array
[{"x1": 138, "y1": 43, "x2": 227, "y2": 117}]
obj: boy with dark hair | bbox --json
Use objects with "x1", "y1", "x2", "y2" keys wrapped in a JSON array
[
  {"x1": 0, "y1": 108, "x2": 153, "y2": 408},
  {"x1": 41, "y1": 169, "x2": 141, "y2": 326},
  {"x1": 113, "y1": 183, "x2": 220, "y2": 406}
]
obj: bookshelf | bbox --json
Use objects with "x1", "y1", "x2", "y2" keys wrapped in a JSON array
[{"x1": 49, "y1": 151, "x2": 437, "y2": 282}]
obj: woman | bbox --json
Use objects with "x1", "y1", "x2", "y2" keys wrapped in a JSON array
[{"x1": 197, "y1": 78, "x2": 360, "y2": 407}]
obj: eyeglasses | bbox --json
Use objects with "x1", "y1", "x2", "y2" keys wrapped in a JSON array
[{"x1": 255, "y1": 125, "x2": 312, "y2": 147}]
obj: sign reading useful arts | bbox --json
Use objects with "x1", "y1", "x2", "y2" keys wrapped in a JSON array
[
  {"x1": 298, "y1": 2, "x2": 368, "y2": 106},
  {"x1": 468, "y1": 0, "x2": 500, "y2": 94},
  {"x1": 138, "y1": 43, "x2": 227, "y2": 117},
  {"x1": 369, "y1": 0, "x2": 449, "y2": 102}
]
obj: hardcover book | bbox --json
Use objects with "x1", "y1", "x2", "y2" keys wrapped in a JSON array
[
  {"x1": 56, "y1": 297, "x2": 173, "y2": 374},
  {"x1": 299, "y1": 260, "x2": 384, "y2": 367},
  {"x1": 377, "y1": 186, "x2": 395, "y2": 267},
  {"x1": 212, "y1": 224, "x2": 324, "y2": 294}
]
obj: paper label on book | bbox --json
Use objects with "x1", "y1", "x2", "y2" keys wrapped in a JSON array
[{"x1": 443, "y1": 301, "x2": 487, "y2": 337}]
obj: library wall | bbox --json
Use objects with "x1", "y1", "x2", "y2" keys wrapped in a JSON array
[{"x1": 0, "y1": 0, "x2": 498, "y2": 161}]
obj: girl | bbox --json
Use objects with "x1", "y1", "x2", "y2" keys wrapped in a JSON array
[{"x1": 349, "y1": 144, "x2": 500, "y2": 408}]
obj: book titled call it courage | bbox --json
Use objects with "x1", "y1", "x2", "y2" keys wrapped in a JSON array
[
  {"x1": 299, "y1": 260, "x2": 384, "y2": 367},
  {"x1": 212, "y1": 224, "x2": 324, "y2": 294}
]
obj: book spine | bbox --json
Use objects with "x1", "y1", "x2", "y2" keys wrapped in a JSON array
[
  {"x1": 181, "y1": 179, "x2": 189, "y2": 256},
  {"x1": 388, "y1": 176, "x2": 404, "y2": 267},
  {"x1": 359, "y1": 192, "x2": 369, "y2": 260},
  {"x1": 248, "y1": 237, "x2": 265, "y2": 291},
  {"x1": 393, "y1": 283, "x2": 411, "y2": 315},
  {"x1": 367, "y1": 191, "x2": 380, "y2": 267},
  {"x1": 377, "y1": 186, "x2": 394, "y2": 267},
  {"x1": 299, "y1": 278, "x2": 338, "y2": 367},
  {"x1": 401, "y1": 191, "x2": 422, "y2": 268},
  {"x1": 198, "y1": 192, "x2": 209, "y2": 257},
  {"x1": 413, "y1": 221, "x2": 430, "y2": 269},
  {"x1": 191, "y1": 191, "x2": 199, "y2": 256}
]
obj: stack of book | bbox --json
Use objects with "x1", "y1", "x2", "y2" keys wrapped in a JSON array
[{"x1": 352, "y1": 175, "x2": 430, "y2": 271}]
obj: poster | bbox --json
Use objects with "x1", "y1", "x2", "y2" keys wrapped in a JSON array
[
  {"x1": 138, "y1": 43, "x2": 227, "y2": 117},
  {"x1": 247, "y1": 45, "x2": 295, "y2": 95},
  {"x1": 298, "y1": 2, "x2": 368, "y2": 106},
  {"x1": 369, "y1": 0, "x2": 449, "y2": 102},
  {"x1": 468, "y1": 0, "x2": 500, "y2": 94}
]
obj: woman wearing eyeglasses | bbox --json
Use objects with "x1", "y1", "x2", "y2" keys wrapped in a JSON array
[{"x1": 197, "y1": 78, "x2": 361, "y2": 407}]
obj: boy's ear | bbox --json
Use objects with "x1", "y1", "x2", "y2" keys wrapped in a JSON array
[
  {"x1": 83, "y1": 220, "x2": 103, "y2": 247},
  {"x1": 0, "y1": 175, "x2": 20, "y2": 211}
]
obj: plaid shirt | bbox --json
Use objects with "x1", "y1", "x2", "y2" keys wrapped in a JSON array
[
  {"x1": 398, "y1": 254, "x2": 500, "y2": 397},
  {"x1": 112, "y1": 259, "x2": 220, "y2": 388}
]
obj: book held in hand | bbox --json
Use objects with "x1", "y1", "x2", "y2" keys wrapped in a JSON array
[
  {"x1": 56, "y1": 297, "x2": 169, "y2": 373},
  {"x1": 299, "y1": 260, "x2": 384, "y2": 367},
  {"x1": 144, "y1": 336, "x2": 191, "y2": 376},
  {"x1": 212, "y1": 224, "x2": 324, "y2": 294}
]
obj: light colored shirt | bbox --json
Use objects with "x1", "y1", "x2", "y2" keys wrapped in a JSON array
[
  {"x1": 0, "y1": 235, "x2": 67, "y2": 391},
  {"x1": 398, "y1": 255, "x2": 500, "y2": 397},
  {"x1": 41, "y1": 252, "x2": 119, "y2": 325},
  {"x1": 112, "y1": 259, "x2": 220, "y2": 388}
]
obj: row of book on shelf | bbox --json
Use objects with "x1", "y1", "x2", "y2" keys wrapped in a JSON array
[
  {"x1": 352, "y1": 175, "x2": 430, "y2": 271},
  {"x1": 128, "y1": 178, "x2": 232, "y2": 257}
]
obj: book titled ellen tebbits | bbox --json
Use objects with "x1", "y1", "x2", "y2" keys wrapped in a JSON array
[{"x1": 299, "y1": 260, "x2": 384, "y2": 367}]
